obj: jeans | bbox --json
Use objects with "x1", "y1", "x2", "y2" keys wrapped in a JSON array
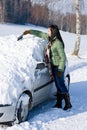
[{"x1": 52, "y1": 66, "x2": 68, "y2": 93}]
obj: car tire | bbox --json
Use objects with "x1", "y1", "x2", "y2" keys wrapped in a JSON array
[{"x1": 16, "y1": 93, "x2": 30, "y2": 123}]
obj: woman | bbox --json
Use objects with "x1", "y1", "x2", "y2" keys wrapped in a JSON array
[
  {"x1": 46, "y1": 25, "x2": 72, "y2": 110},
  {"x1": 19, "y1": 25, "x2": 72, "y2": 110}
]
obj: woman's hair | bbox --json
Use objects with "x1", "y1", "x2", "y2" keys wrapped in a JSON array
[{"x1": 48, "y1": 24, "x2": 65, "y2": 48}]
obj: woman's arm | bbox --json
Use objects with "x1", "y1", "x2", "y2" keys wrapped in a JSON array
[
  {"x1": 57, "y1": 41, "x2": 66, "y2": 71},
  {"x1": 30, "y1": 30, "x2": 48, "y2": 40},
  {"x1": 17, "y1": 29, "x2": 48, "y2": 41}
]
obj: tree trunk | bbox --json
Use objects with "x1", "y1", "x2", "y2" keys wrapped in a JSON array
[
  {"x1": 72, "y1": 0, "x2": 81, "y2": 56},
  {"x1": 0, "y1": 0, "x2": 5, "y2": 23}
]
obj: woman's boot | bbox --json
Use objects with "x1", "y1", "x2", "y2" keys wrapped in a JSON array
[
  {"x1": 54, "y1": 93, "x2": 62, "y2": 108},
  {"x1": 63, "y1": 93, "x2": 72, "y2": 110}
]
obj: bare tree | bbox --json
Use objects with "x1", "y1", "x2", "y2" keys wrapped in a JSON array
[
  {"x1": 72, "y1": 0, "x2": 81, "y2": 56},
  {"x1": 0, "y1": 0, "x2": 5, "y2": 23}
]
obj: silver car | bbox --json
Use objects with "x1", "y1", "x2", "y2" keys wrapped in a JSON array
[
  {"x1": 0, "y1": 61, "x2": 70, "y2": 126},
  {"x1": 0, "y1": 36, "x2": 70, "y2": 125}
]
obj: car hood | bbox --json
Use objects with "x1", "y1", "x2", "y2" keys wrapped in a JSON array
[{"x1": 0, "y1": 35, "x2": 47, "y2": 104}]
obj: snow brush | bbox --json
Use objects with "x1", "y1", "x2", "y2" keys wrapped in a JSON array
[{"x1": 17, "y1": 30, "x2": 31, "y2": 41}]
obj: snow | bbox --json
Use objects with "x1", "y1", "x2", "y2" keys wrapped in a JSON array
[
  {"x1": 0, "y1": 28, "x2": 47, "y2": 104},
  {"x1": 0, "y1": 23, "x2": 87, "y2": 130}
]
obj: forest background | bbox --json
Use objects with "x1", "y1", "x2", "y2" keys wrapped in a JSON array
[{"x1": 0, "y1": 0, "x2": 87, "y2": 34}]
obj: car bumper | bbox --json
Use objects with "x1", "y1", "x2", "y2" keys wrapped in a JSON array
[{"x1": 0, "y1": 104, "x2": 15, "y2": 123}]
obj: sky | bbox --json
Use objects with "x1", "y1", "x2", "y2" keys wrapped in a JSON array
[{"x1": 0, "y1": 23, "x2": 87, "y2": 130}]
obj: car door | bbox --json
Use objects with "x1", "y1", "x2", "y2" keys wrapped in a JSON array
[{"x1": 33, "y1": 62, "x2": 54, "y2": 106}]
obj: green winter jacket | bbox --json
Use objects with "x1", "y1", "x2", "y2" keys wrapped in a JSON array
[
  {"x1": 30, "y1": 30, "x2": 66, "y2": 71},
  {"x1": 50, "y1": 38, "x2": 66, "y2": 71},
  {"x1": 30, "y1": 30, "x2": 48, "y2": 40}
]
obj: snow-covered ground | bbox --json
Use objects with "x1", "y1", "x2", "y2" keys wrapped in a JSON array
[{"x1": 0, "y1": 23, "x2": 87, "y2": 130}]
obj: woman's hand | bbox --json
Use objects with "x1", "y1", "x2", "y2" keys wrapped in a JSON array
[
  {"x1": 23, "y1": 30, "x2": 31, "y2": 35},
  {"x1": 17, "y1": 30, "x2": 31, "y2": 41},
  {"x1": 57, "y1": 71, "x2": 62, "y2": 77}
]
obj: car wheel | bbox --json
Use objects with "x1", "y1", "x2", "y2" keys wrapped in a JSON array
[
  {"x1": 16, "y1": 93, "x2": 30, "y2": 123},
  {"x1": 65, "y1": 74, "x2": 70, "y2": 91}
]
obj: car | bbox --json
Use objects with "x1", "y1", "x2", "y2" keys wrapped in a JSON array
[{"x1": 0, "y1": 34, "x2": 70, "y2": 126}]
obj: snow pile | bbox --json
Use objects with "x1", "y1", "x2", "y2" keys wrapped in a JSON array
[{"x1": 0, "y1": 34, "x2": 47, "y2": 104}]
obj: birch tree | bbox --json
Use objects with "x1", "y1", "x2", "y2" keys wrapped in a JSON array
[{"x1": 72, "y1": 0, "x2": 81, "y2": 56}]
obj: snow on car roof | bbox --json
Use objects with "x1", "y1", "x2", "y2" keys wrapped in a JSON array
[{"x1": 0, "y1": 34, "x2": 47, "y2": 104}]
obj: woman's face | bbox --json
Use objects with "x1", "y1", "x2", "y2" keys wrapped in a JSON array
[{"x1": 48, "y1": 28, "x2": 51, "y2": 37}]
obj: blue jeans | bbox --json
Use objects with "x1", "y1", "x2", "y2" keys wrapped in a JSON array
[{"x1": 52, "y1": 66, "x2": 68, "y2": 93}]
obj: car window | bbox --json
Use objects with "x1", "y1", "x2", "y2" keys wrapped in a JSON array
[{"x1": 36, "y1": 62, "x2": 45, "y2": 70}]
